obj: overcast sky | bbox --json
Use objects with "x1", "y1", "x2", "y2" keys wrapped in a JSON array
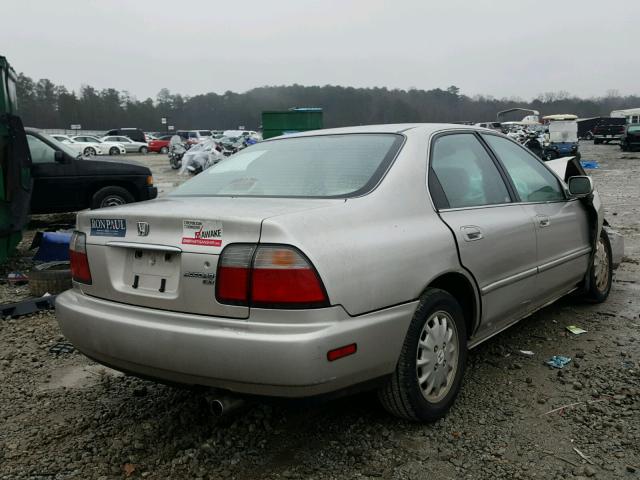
[{"x1": 2, "y1": 0, "x2": 637, "y2": 100}]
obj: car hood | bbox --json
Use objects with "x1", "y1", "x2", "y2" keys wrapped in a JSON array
[{"x1": 79, "y1": 156, "x2": 149, "y2": 174}]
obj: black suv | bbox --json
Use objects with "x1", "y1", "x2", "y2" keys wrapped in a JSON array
[
  {"x1": 105, "y1": 128, "x2": 147, "y2": 143},
  {"x1": 27, "y1": 128, "x2": 157, "y2": 214},
  {"x1": 620, "y1": 124, "x2": 640, "y2": 151}
]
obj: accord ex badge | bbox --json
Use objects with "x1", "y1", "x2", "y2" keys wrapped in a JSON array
[
  {"x1": 137, "y1": 221, "x2": 150, "y2": 236},
  {"x1": 183, "y1": 271, "x2": 216, "y2": 285}
]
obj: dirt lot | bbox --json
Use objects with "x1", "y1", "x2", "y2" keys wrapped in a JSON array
[{"x1": 0, "y1": 143, "x2": 638, "y2": 480}]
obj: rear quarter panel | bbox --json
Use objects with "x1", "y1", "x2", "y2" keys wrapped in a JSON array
[{"x1": 260, "y1": 133, "x2": 461, "y2": 316}]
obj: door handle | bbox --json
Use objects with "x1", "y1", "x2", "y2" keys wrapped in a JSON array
[
  {"x1": 536, "y1": 215, "x2": 551, "y2": 228},
  {"x1": 461, "y1": 226, "x2": 483, "y2": 242}
]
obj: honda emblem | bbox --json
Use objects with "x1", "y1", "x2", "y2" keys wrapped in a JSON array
[{"x1": 137, "y1": 222, "x2": 150, "y2": 236}]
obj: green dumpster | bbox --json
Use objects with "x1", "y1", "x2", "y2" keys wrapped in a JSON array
[
  {"x1": 261, "y1": 108, "x2": 323, "y2": 140},
  {"x1": 0, "y1": 55, "x2": 32, "y2": 263}
]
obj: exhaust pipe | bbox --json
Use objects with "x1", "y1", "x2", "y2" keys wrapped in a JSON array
[{"x1": 207, "y1": 394, "x2": 245, "y2": 416}]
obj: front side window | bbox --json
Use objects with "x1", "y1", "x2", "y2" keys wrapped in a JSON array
[
  {"x1": 483, "y1": 134, "x2": 565, "y2": 202},
  {"x1": 27, "y1": 135, "x2": 57, "y2": 164},
  {"x1": 430, "y1": 133, "x2": 511, "y2": 209},
  {"x1": 172, "y1": 134, "x2": 403, "y2": 198}
]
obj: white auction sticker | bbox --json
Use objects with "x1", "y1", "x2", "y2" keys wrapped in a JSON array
[{"x1": 181, "y1": 219, "x2": 223, "y2": 247}]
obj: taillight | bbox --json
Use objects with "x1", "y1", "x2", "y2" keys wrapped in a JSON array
[
  {"x1": 70, "y1": 231, "x2": 92, "y2": 284},
  {"x1": 215, "y1": 244, "x2": 328, "y2": 309},
  {"x1": 215, "y1": 244, "x2": 255, "y2": 305}
]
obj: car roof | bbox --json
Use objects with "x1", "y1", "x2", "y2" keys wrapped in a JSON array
[{"x1": 274, "y1": 123, "x2": 489, "y2": 138}]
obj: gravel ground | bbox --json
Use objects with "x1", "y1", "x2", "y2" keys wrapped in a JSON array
[{"x1": 0, "y1": 143, "x2": 638, "y2": 479}]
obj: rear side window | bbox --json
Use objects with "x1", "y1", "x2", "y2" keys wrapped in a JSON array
[
  {"x1": 171, "y1": 134, "x2": 403, "y2": 198},
  {"x1": 430, "y1": 133, "x2": 511, "y2": 209},
  {"x1": 483, "y1": 134, "x2": 565, "y2": 202}
]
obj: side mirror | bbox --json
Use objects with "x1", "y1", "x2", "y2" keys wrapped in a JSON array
[
  {"x1": 568, "y1": 176, "x2": 593, "y2": 197},
  {"x1": 54, "y1": 151, "x2": 65, "y2": 163}
]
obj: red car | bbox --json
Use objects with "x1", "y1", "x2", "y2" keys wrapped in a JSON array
[{"x1": 147, "y1": 135, "x2": 173, "y2": 154}]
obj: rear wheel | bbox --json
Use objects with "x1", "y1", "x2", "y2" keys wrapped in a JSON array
[
  {"x1": 139, "y1": 146, "x2": 148, "y2": 154},
  {"x1": 378, "y1": 289, "x2": 467, "y2": 422},
  {"x1": 91, "y1": 186, "x2": 135, "y2": 209},
  {"x1": 582, "y1": 230, "x2": 613, "y2": 303},
  {"x1": 585, "y1": 132, "x2": 594, "y2": 140},
  {"x1": 109, "y1": 147, "x2": 120, "y2": 155},
  {"x1": 545, "y1": 150, "x2": 559, "y2": 160},
  {"x1": 160, "y1": 146, "x2": 169, "y2": 154},
  {"x1": 84, "y1": 147, "x2": 96, "y2": 156}
]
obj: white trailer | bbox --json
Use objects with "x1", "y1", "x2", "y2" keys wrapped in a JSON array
[{"x1": 611, "y1": 108, "x2": 640, "y2": 124}]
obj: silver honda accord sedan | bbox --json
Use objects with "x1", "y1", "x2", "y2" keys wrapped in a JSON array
[{"x1": 56, "y1": 124, "x2": 615, "y2": 421}]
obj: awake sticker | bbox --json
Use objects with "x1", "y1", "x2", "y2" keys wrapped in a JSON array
[
  {"x1": 90, "y1": 218, "x2": 127, "y2": 237},
  {"x1": 181, "y1": 219, "x2": 223, "y2": 247}
]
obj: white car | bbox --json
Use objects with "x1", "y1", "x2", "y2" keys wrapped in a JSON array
[
  {"x1": 50, "y1": 134, "x2": 103, "y2": 156},
  {"x1": 101, "y1": 136, "x2": 149, "y2": 154},
  {"x1": 72, "y1": 135, "x2": 126, "y2": 156}
]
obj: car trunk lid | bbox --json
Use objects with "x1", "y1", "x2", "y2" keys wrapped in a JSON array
[{"x1": 75, "y1": 196, "x2": 336, "y2": 318}]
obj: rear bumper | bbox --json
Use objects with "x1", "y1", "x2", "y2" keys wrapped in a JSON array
[{"x1": 55, "y1": 290, "x2": 415, "y2": 397}]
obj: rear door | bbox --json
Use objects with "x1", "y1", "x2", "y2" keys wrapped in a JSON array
[
  {"x1": 430, "y1": 132, "x2": 538, "y2": 334},
  {"x1": 482, "y1": 134, "x2": 591, "y2": 303}
]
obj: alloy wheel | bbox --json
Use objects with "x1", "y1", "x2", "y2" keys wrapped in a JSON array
[
  {"x1": 100, "y1": 195, "x2": 126, "y2": 208},
  {"x1": 416, "y1": 310, "x2": 459, "y2": 403},
  {"x1": 593, "y1": 235, "x2": 611, "y2": 292}
]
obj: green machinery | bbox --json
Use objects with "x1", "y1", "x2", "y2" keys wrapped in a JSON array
[
  {"x1": 261, "y1": 108, "x2": 323, "y2": 140},
  {"x1": 0, "y1": 55, "x2": 32, "y2": 263}
]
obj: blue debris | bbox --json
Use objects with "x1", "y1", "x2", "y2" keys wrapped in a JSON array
[
  {"x1": 33, "y1": 232, "x2": 72, "y2": 262},
  {"x1": 546, "y1": 355, "x2": 572, "y2": 369},
  {"x1": 580, "y1": 161, "x2": 599, "y2": 169}
]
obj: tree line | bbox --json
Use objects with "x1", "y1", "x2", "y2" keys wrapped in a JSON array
[{"x1": 15, "y1": 73, "x2": 640, "y2": 131}]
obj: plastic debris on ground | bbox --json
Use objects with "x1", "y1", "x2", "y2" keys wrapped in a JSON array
[
  {"x1": 518, "y1": 350, "x2": 535, "y2": 357},
  {"x1": 6, "y1": 272, "x2": 28, "y2": 285},
  {"x1": 33, "y1": 231, "x2": 72, "y2": 262},
  {"x1": 49, "y1": 342, "x2": 75, "y2": 355},
  {"x1": 580, "y1": 160, "x2": 599, "y2": 169},
  {"x1": 566, "y1": 325, "x2": 588, "y2": 335},
  {"x1": 546, "y1": 355, "x2": 572, "y2": 369}
]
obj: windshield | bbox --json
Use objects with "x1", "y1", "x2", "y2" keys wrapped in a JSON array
[
  {"x1": 199, "y1": 131, "x2": 212, "y2": 136},
  {"x1": 42, "y1": 133, "x2": 82, "y2": 157},
  {"x1": 171, "y1": 134, "x2": 403, "y2": 198}
]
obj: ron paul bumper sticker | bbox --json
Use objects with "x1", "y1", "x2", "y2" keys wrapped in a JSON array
[
  {"x1": 90, "y1": 218, "x2": 127, "y2": 237},
  {"x1": 181, "y1": 219, "x2": 223, "y2": 247}
]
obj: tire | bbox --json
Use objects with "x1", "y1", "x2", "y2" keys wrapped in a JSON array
[
  {"x1": 585, "y1": 132, "x2": 593, "y2": 140},
  {"x1": 84, "y1": 147, "x2": 96, "y2": 156},
  {"x1": 378, "y1": 288, "x2": 467, "y2": 422},
  {"x1": 109, "y1": 147, "x2": 120, "y2": 155},
  {"x1": 621, "y1": 143, "x2": 628, "y2": 152},
  {"x1": 160, "y1": 146, "x2": 169, "y2": 154},
  {"x1": 91, "y1": 186, "x2": 135, "y2": 209},
  {"x1": 545, "y1": 150, "x2": 559, "y2": 160},
  {"x1": 582, "y1": 230, "x2": 613, "y2": 303},
  {"x1": 29, "y1": 262, "x2": 72, "y2": 296},
  {"x1": 170, "y1": 157, "x2": 181, "y2": 169},
  {"x1": 139, "y1": 146, "x2": 148, "y2": 154}
]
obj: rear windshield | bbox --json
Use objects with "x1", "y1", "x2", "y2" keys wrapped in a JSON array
[
  {"x1": 171, "y1": 134, "x2": 403, "y2": 198},
  {"x1": 199, "y1": 130, "x2": 212, "y2": 136}
]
